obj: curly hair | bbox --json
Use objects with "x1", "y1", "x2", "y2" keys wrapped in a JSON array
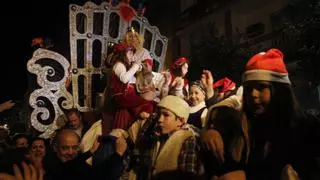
[{"x1": 123, "y1": 29, "x2": 144, "y2": 51}]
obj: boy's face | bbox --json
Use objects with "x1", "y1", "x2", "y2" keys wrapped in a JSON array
[{"x1": 158, "y1": 108, "x2": 183, "y2": 134}]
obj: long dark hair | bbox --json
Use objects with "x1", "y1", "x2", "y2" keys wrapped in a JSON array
[
  {"x1": 106, "y1": 50, "x2": 129, "y2": 68},
  {"x1": 106, "y1": 42, "x2": 135, "y2": 69},
  {"x1": 170, "y1": 57, "x2": 189, "y2": 77},
  {"x1": 206, "y1": 106, "x2": 250, "y2": 163},
  {"x1": 171, "y1": 63, "x2": 187, "y2": 77},
  {"x1": 243, "y1": 81, "x2": 305, "y2": 137}
]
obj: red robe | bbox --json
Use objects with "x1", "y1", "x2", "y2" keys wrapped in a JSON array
[{"x1": 106, "y1": 71, "x2": 152, "y2": 131}]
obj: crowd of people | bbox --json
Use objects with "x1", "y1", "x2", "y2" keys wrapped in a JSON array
[{"x1": 0, "y1": 28, "x2": 319, "y2": 180}]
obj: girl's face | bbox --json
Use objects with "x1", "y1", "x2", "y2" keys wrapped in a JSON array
[
  {"x1": 189, "y1": 86, "x2": 205, "y2": 106},
  {"x1": 30, "y1": 140, "x2": 46, "y2": 159},
  {"x1": 244, "y1": 81, "x2": 272, "y2": 116},
  {"x1": 181, "y1": 63, "x2": 188, "y2": 77}
]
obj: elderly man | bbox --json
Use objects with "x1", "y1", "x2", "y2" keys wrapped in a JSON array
[{"x1": 47, "y1": 129, "x2": 127, "y2": 180}]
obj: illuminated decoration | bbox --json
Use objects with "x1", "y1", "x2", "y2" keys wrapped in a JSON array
[
  {"x1": 27, "y1": 1, "x2": 168, "y2": 138},
  {"x1": 0, "y1": 124, "x2": 9, "y2": 132},
  {"x1": 27, "y1": 49, "x2": 73, "y2": 138}
]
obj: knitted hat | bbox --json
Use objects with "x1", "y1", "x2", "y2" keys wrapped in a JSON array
[
  {"x1": 157, "y1": 95, "x2": 190, "y2": 122},
  {"x1": 243, "y1": 48, "x2": 291, "y2": 84}
]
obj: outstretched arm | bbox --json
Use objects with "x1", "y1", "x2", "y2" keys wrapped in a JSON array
[
  {"x1": 201, "y1": 70, "x2": 214, "y2": 99},
  {"x1": 0, "y1": 100, "x2": 15, "y2": 112}
]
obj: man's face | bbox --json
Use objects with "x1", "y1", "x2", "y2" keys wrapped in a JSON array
[
  {"x1": 55, "y1": 132, "x2": 80, "y2": 162},
  {"x1": 16, "y1": 137, "x2": 29, "y2": 148},
  {"x1": 158, "y1": 108, "x2": 183, "y2": 134},
  {"x1": 67, "y1": 112, "x2": 82, "y2": 130}
]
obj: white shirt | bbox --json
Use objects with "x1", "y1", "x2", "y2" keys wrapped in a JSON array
[
  {"x1": 133, "y1": 48, "x2": 152, "y2": 62},
  {"x1": 113, "y1": 62, "x2": 140, "y2": 84}
]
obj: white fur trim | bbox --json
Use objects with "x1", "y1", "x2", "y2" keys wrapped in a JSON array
[
  {"x1": 243, "y1": 69, "x2": 291, "y2": 84},
  {"x1": 153, "y1": 130, "x2": 194, "y2": 174},
  {"x1": 201, "y1": 108, "x2": 208, "y2": 128}
]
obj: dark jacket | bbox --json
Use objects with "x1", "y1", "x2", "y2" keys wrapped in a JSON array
[
  {"x1": 46, "y1": 150, "x2": 123, "y2": 180},
  {"x1": 245, "y1": 112, "x2": 320, "y2": 180},
  {"x1": 45, "y1": 151, "x2": 93, "y2": 180}
]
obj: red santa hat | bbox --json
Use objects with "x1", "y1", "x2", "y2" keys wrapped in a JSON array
[
  {"x1": 242, "y1": 48, "x2": 291, "y2": 84},
  {"x1": 170, "y1": 57, "x2": 188, "y2": 72},
  {"x1": 143, "y1": 59, "x2": 153, "y2": 68},
  {"x1": 213, "y1": 77, "x2": 236, "y2": 94},
  {"x1": 113, "y1": 43, "x2": 134, "y2": 53}
]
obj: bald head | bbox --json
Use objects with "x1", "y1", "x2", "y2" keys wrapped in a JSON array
[
  {"x1": 55, "y1": 129, "x2": 80, "y2": 162},
  {"x1": 56, "y1": 129, "x2": 80, "y2": 145}
]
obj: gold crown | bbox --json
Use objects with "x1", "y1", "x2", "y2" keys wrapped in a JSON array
[{"x1": 127, "y1": 26, "x2": 136, "y2": 34}]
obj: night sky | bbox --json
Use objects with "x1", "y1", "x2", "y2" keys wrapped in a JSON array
[
  {"x1": 0, "y1": 0, "x2": 159, "y2": 102},
  {"x1": 1, "y1": 0, "x2": 89, "y2": 101}
]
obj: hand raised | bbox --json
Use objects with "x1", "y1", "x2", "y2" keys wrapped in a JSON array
[
  {"x1": 0, "y1": 162, "x2": 44, "y2": 180},
  {"x1": 171, "y1": 77, "x2": 184, "y2": 89},
  {"x1": 201, "y1": 70, "x2": 214, "y2": 98},
  {"x1": 161, "y1": 71, "x2": 172, "y2": 86},
  {"x1": 0, "y1": 100, "x2": 15, "y2": 112}
]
